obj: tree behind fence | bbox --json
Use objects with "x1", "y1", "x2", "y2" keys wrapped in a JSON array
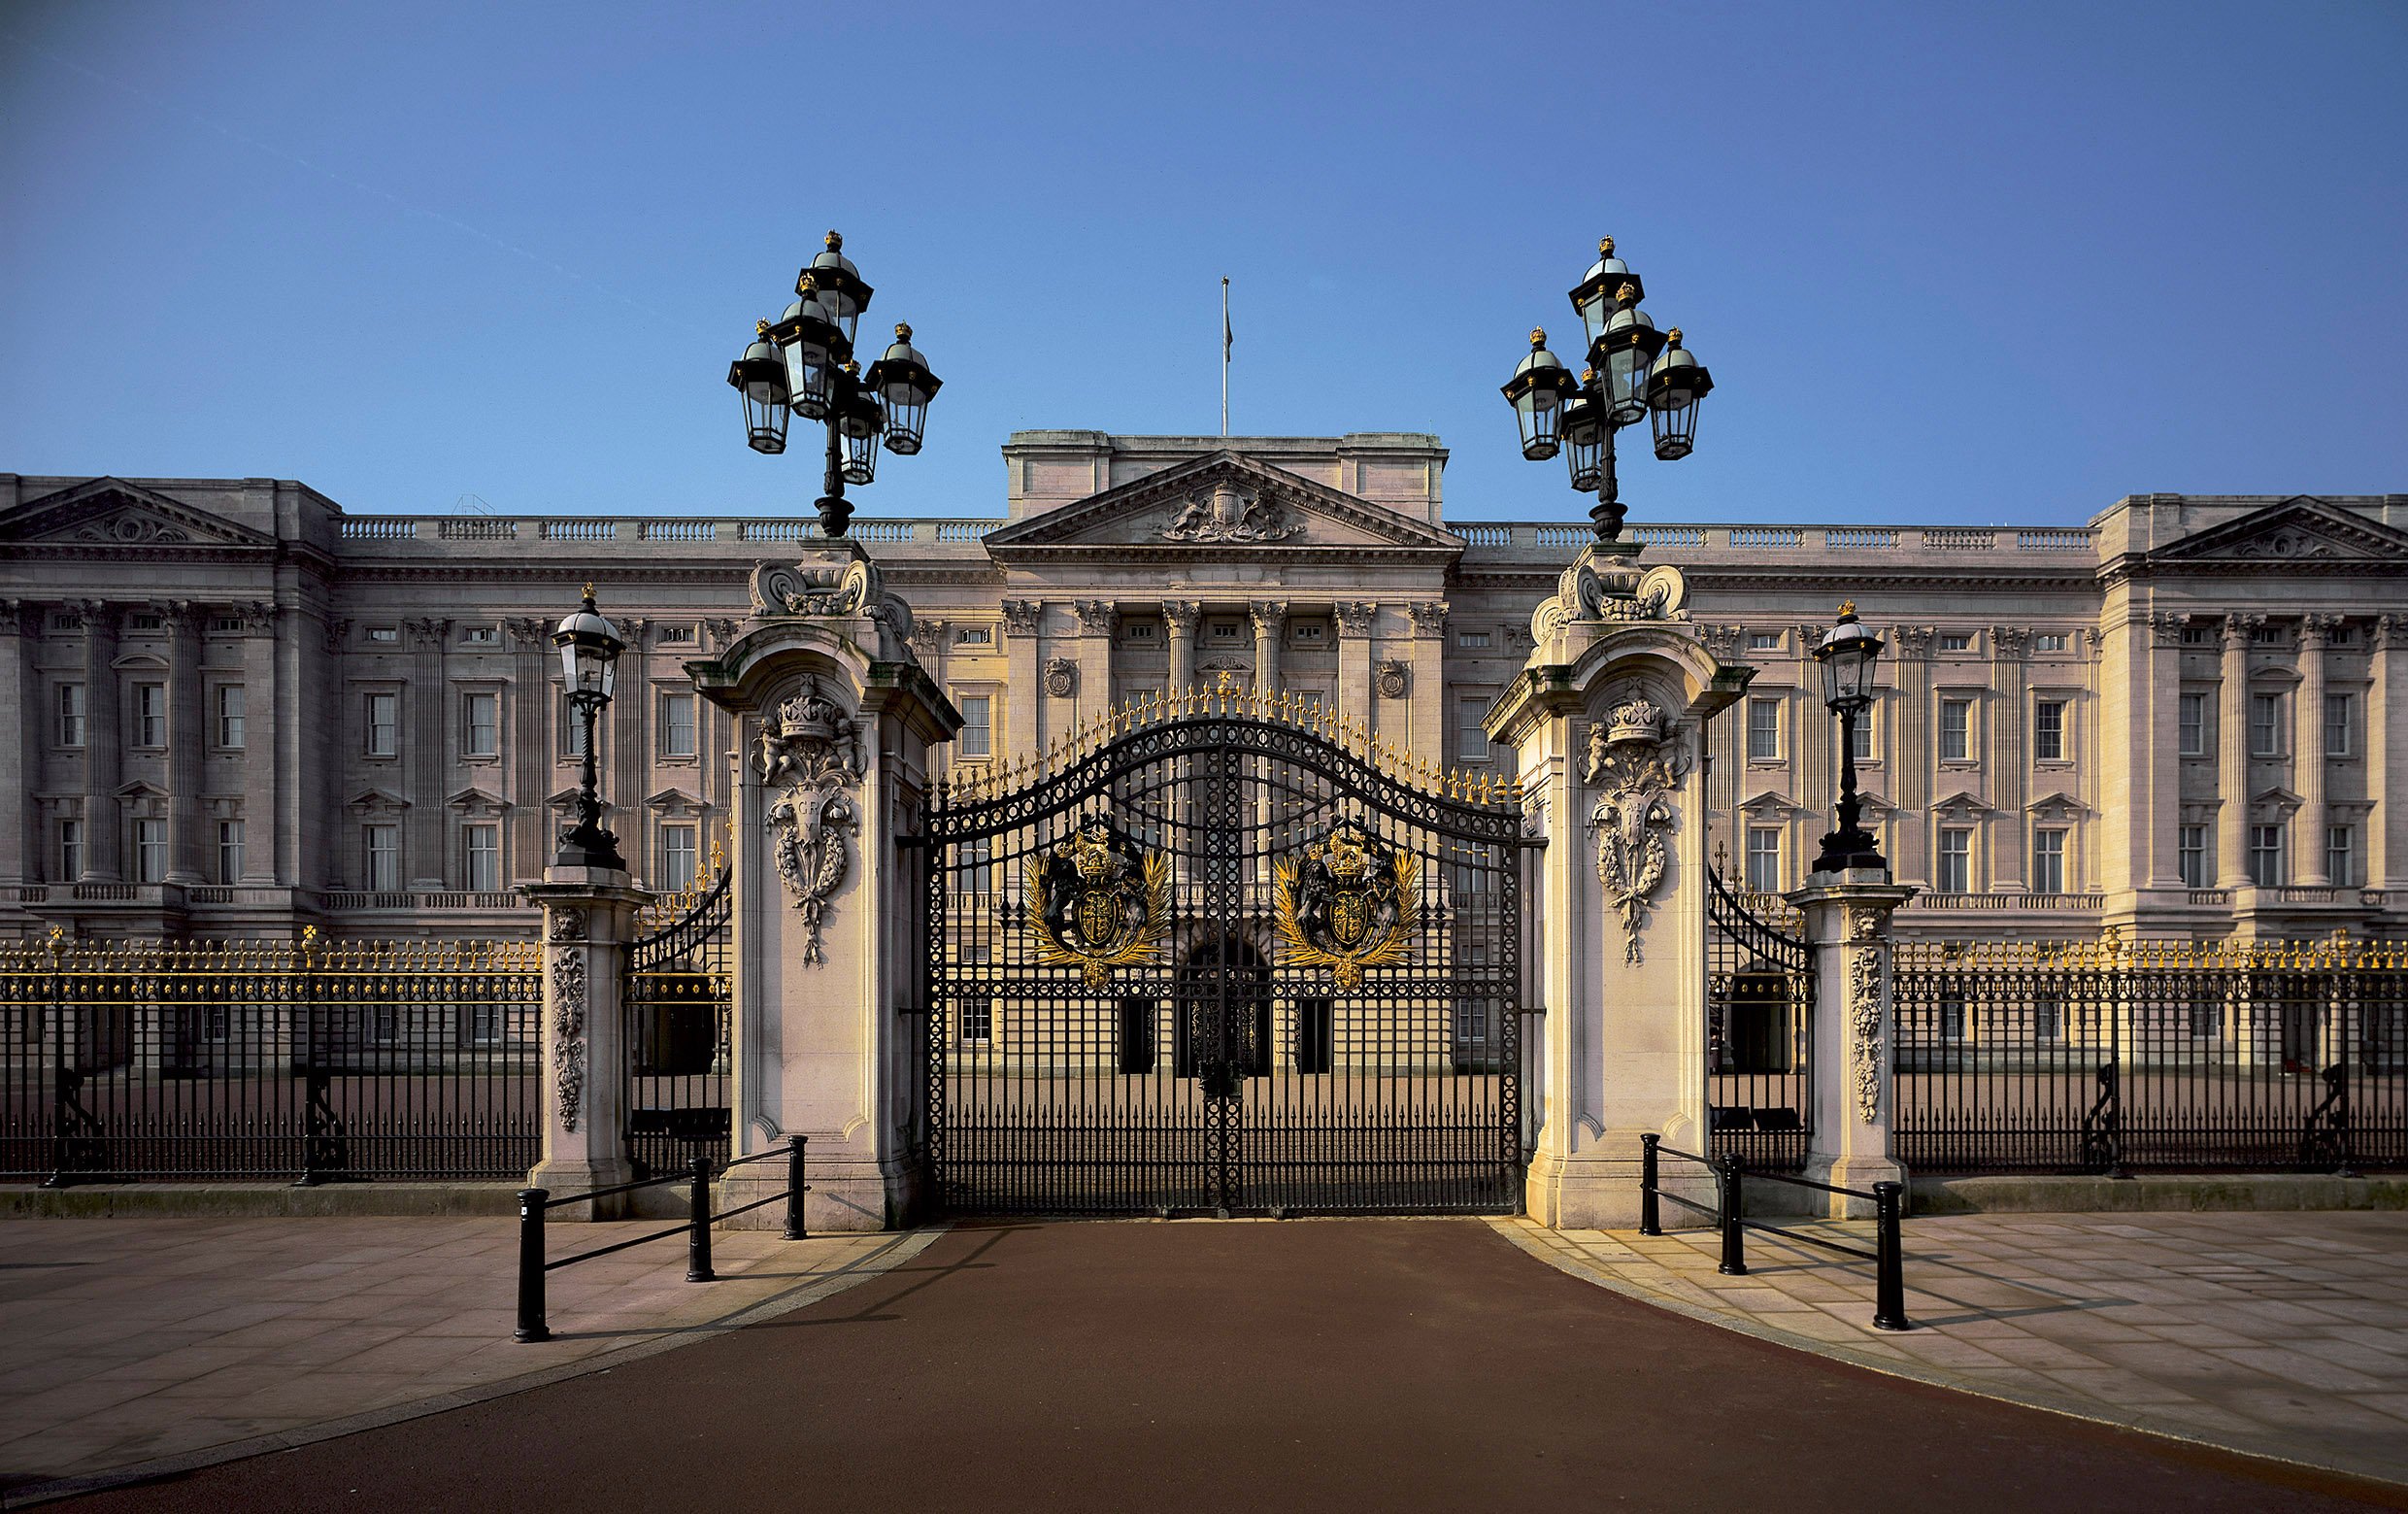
[
  {"x1": 1894, "y1": 934, "x2": 2407, "y2": 1174},
  {"x1": 1, "y1": 928, "x2": 541, "y2": 1184}
]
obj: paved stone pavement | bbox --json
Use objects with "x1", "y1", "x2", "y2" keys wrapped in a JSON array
[
  {"x1": 36, "y1": 1219, "x2": 2408, "y2": 1513},
  {"x1": 1497, "y1": 1210, "x2": 2408, "y2": 1486},
  {"x1": 0, "y1": 1216, "x2": 935, "y2": 1499}
]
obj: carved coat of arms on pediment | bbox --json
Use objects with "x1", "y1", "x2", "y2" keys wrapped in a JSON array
[{"x1": 1158, "y1": 481, "x2": 1301, "y2": 545}]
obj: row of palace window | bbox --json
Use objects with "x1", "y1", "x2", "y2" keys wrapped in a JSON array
[
  {"x1": 50, "y1": 684, "x2": 706, "y2": 762},
  {"x1": 1742, "y1": 820, "x2": 2362, "y2": 893},
  {"x1": 50, "y1": 817, "x2": 705, "y2": 892},
  {"x1": 1747, "y1": 695, "x2": 2069, "y2": 765},
  {"x1": 2176, "y1": 690, "x2": 2359, "y2": 758}
]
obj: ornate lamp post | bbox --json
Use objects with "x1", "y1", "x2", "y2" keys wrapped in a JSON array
[
  {"x1": 1501, "y1": 237, "x2": 1714, "y2": 545},
  {"x1": 727, "y1": 232, "x2": 943, "y2": 538},
  {"x1": 1811, "y1": 602, "x2": 1888, "y2": 874},
  {"x1": 552, "y1": 585, "x2": 627, "y2": 871}
]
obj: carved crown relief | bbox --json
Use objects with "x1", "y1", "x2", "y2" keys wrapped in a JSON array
[
  {"x1": 1584, "y1": 690, "x2": 1690, "y2": 966},
  {"x1": 1158, "y1": 480, "x2": 1301, "y2": 544},
  {"x1": 756, "y1": 679, "x2": 863, "y2": 967}
]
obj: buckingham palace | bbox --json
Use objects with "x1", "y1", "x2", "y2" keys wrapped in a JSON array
[{"x1": 1, "y1": 429, "x2": 2402, "y2": 946}]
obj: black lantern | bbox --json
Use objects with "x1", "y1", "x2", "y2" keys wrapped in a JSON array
[
  {"x1": 1810, "y1": 602, "x2": 1888, "y2": 875},
  {"x1": 551, "y1": 585, "x2": 627, "y2": 872},
  {"x1": 1568, "y1": 236, "x2": 1644, "y2": 352},
  {"x1": 1559, "y1": 381, "x2": 1605, "y2": 492},
  {"x1": 1591, "y1": 284, "x2": 1667, "y2": 426},
  {"x1": 862, "y1": 322, "x2": 941, "y2": 455},
  {"x1": 734, "y1": 230, "x2": 937, "y2": 538},
  {"x1": 838, "y1": 365, "x2": 884, "y2": 485},
  {"x1": 1501, "y1": 329, "x2": 1577, "y2": 460},
  {"x1": 1504, "y1": 236, "x2": 1713, "y2": 546},
  {"x1": 727, "y1": 322, "x2": 790, "y2": 454},
  {"x1": 1646, "y1": 329, "x2": 1714, "y2": 461}
]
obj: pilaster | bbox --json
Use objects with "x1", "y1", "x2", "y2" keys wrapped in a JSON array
[
  {"x1": 1003, "y1": 598, "x2": 1041, "y2": 762},
  {"x1": 2376, "y1": 616, "x2": 2404, "y2": 889},
  {"x1": 2297, "y1": 614, "x2": 2338, "y2": 884},
  {"x1": 1335, "y1": 601, "x2": 1376, "y2": 715},
  {"x1": 507, "y1": 618, "x2": 552, "y2": 884},
  {"x1": 2143, "y1": 613, "x2": 2186, "y2": 889},
  {"x1": 2217, "y1": 614, "x2": 2260, "y2": 889},
  {"x1": 403, "y1": 617, "x2": 450, "y2": 889},
  {"x1": 1249, "y1": 600, "x2": 1285, "y2": 697},
  {"x1": 163, "y1": 603, "x2": 207, "y2": 885},
  {"x1": 1406, "y1": 600, "x2": 1446, "y2": 757},
  {"x1": 238, "y1": 603, "x2": 282, "y2": 883},
  {"x1": 79, "y1": 601, "x2": 121, "y2": 882},
  {"x1": 1073, "y1": 599, "x2": 1116, "y2": 726},
  {"x1": 1164, "y1": 600, "x2": 1200, "y2": 698},
  {"x1": 1990, "y1": 624, "x2": 2031, "y2": 890},
  {"x1": 0, "y1": 603, "x2": 34, "y2": 886}
]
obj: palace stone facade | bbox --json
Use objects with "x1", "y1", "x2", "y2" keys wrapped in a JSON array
[{"x1": 2, "y1": 431, "x2": 2402, "y2": 943}]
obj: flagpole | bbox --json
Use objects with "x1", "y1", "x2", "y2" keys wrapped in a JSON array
[{"x1": 1221, "y1": 277, "x2": 1230, "y2": 436}]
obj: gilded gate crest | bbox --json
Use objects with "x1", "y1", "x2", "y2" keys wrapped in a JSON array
[
  {"x1": 1275, "y1": 821, "x2": 1421, "y2": 990},
  {"x1": 1027, "y1": 817, "x2": 1170, "y2": 988}
]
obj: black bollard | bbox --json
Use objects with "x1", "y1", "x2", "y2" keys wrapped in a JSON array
[
  {"x1": 1872, "y1": 1180, "x2": 1910, "y2": 1330},
  {"x1": 686, "y1": 1157, "x2": 716, "y2": 1283},
  {"x1": 1638, "y1": 1133, "x2": 1661, "y2": 1236},
  {"x1": 784, "y1": 1134, "x2": 811, "y2": 1241},
  {"x1": 514, "y1": 1189, "x2": 551, "y2": 1342},
  {"x1": 1717, "y1": 1157, "x2": 1748, "y2": 1276}
]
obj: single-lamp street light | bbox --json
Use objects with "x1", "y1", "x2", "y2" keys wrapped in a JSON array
[
  {"x1": 552, "y1": 584, "x2": 627, "y2": 872},
  {"x1": 1811, "y1": 602, "x2": 1888, "y2": 875}
]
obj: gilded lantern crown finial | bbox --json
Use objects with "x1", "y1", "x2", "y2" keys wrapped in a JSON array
[
  {"x1": 1617, "y1": 282, "x2": 1638, "y2": 304},
  {"x1": 581, "y1": 583, "x2": 596, "y2": 606},
  {"x1": 842, "y1": 359, "x2": 860, "y2": 376},
  {"x1": 755, "y1": 319, "x2": 771, "y2": 338},
  {"x1": 895, "y1": 321, "x2": 912, "y2": 340},
  {"x1": 798, "y1": 274, "x2": 819, "y2": 296},
  {"x1": 1838, "y1": 599, "x2": 1857, "y2": 618},
  {"x1": 1665, "y1": 328, "x2": 1684, "y2": 347},
  {"x1": 1529, "y1": 327, "x2": 1547, "y2": 349},
  {"x1": 825, "y1": 230, "x2": 843, "y2": 250},
  {"x1": 1599, "y1": 235, "x2": 1615, "y2": 255}
]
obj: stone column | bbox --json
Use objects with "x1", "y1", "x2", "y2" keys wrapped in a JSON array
[
  {"x1": 403, "y1": 617, "x2": 451, "y2": 889},
  {"x1": 1790, "y1": 871, "x2": 1916, "y2": 1215},
  {"x1": 1335, "y1": 601, "x2": 1376, "y2": 716},
  {"x1": 1406, "y1": 601, "x2": 1447, "y2": 757},
  {"x1": 522, "y1": 865, "x2": 651, "y2": 1215},
  {"x1": 2376, "y1": 616, "x2": 2405, "y2": 890},
  {"x1": 1164, "y1": 600, "x2": 1200, "y2": 699},
  {"x1": 79, "y1": 601, "x2": 122, "y2": 882},
  {"x1": 0, "y1": 602, "x2": 34, "y2": 886},
  {"x1": 1002, "y1": 598, "x2": 1041, "y2": 760},
  {"x1": 2297, "y1": 614, "x2": 2338, "y2": 885},
  {"x1": 163, "y1": 603, "x2": 207, "y2": 885},
  {"x1": 1073, "y1": 599, "x2": 1117, "y2": 723},
  {"x1": 1890, "y1": 626, "x2": 1934, "y2": 888},
  {"x1": 1485, "y1": 548, "x2": 1748, "y2": 1228},
  {"x1": 614, "y1": 621, "x2": 650, "y2": 882},
  {"x1": 313, "y1": 615, "x2": 350, "y2": 891},
  {"x1": 1249, "y1": 600, "x2": 1285, "y2": 699},
  {"x1": 2217, "y1": 614, "x2": 2260, "y2": 889},
  {"x1": 2143, "y1": 613, "x2": 2187, "y2": 889},
  {"x1": 1990, "y1": 625, "x2": 2032, "y2": 891},
  {"x1": 238, "y1": 603, "x2": 282, "y2": 882},
  {"x1": 507, "y1": 618, "x2": 552, "y2": 883}
]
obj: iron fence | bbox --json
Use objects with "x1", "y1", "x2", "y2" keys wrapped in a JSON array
[
  {"x1": 1894, "y1": 934, "x2": 2407, "y2": 1173},
  {"x1": 1, "y1": 928, "x2": 542, "y2": 1183},
  {"x1": 1707, "y1": 870, "x2": 1813, "y2": 1170}
]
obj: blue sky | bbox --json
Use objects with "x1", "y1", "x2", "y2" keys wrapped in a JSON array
[{"x1": 2, "y1": 0, "x2": 2402, "y2": 526}]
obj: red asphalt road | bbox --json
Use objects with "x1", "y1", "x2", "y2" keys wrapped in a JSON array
[{"x1": 54, "y1": 1219, "x2": 2408, "y2": 1513}]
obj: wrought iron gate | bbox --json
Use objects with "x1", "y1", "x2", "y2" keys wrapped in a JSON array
[
  {"x1": 1707, "y1": 867, "x2": 1814, "y2": 1170},
  {"x1": 920, "y1": 690, "x2": 1528, "y2": 1217},
  {"x1": 623, "y1": 865, "x2": 733, "y2": 1178}
]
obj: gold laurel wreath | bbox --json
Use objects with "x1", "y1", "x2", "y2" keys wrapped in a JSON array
[
  {"x1": 1027, "y1": 851, "x2": 1171, "y2": 989},
  {"x1": 1274, "y1": 852, "x2": 1421, "y2": 991}
]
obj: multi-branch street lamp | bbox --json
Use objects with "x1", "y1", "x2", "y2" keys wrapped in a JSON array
[
  {"x1": 1812, "y1": 602, "x2": 1888, "y2": 875},
  {"x1": 1501, "y1": 237, "x2": 1715, "y2": 545},
  {"x1": 727, "y1": 231, "x2": 943, "y2": 539},
  {"x1": 552, "y1": 585, "x2": 627, "y2": 872}
]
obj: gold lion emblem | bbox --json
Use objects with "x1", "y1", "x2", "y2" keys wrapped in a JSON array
[{"x1": 1275, "y1": 821, "x2": 1421, "y2": 990}]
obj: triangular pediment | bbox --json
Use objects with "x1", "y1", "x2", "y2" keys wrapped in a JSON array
[
  {"x1": 347, "y1": 787, "x2": 410, "y2": 814},
  {"x1": 2151, "y1": 497, "x2": 2408, "y2": 568},
  {"x1": 645, "y1": 786, "x2": 705, "y2": 815},
  {"x1": 1737, "y1": 790, "x2": 1801, "y2": 815},
  {"x1": 0, "y1": 478, "x2": 275, "y2": 551},
  {"x1": 2026, "y1": 789, "x2": 2090, "y2": 820},
  {"x1": 447, "y1": 786, "x2": 508, "y2": 815},
  {"x1": 1932, "y1": 789, "x2": 1992, "y2": 818},
  {"x1": 984, "y1": 452, "x2": 1463, "y2": 561}
]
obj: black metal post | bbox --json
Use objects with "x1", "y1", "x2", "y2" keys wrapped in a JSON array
[
  {"x1": 42, "y1": 935, "x2": 69, "y2": 1190},
  {"x1": 1814, "y1": 701, "x2": 1886, "y2": 873},
  {"x1": 1590, "y1": 397, "x2": 1622, "y2": 545},
  {"x1": 686, "y1": 1156, "x2": 717, "y2": 1282},
  {"x1": 783, "y1": 1134, "x2": 810, "y2": 1240},
  {"x1": 1872, "y1": 1180, "x2": 1910, "y2": 1330},
  {"x1": 815, "y1": 371, "x2": 853, "y2": 538},
  {"x1": 1638, "y1": 1132, "x2": 1661, "y2": 1236},
  {"x1": 554, "y1": 691, "x2": 625, "y2": 870},
  {"x1": 1717, "y1": 1156, "x2": 1748, "y2": 1276},
  {"x1": 514, "y1": 1189, "x2": 551, "y2": 1342}
]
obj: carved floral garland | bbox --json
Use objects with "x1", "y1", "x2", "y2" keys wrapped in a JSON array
[
  {"x1": 551, "y1": 949, "x2": 587, "y2": 1133},
  {"x1": 1846, "y1": 905, "x2": 1885, "y2": 1125}
]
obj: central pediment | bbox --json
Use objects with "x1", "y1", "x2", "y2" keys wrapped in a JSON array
[
  {"x1": 2147, "y1": 496, "x2": 2408, "y2": 569},
  {"x1": 0, "y1": 477, "x2": 276, "y2": 553},
  {"x1": 983, "y1": 452, "x2": 1464, "y2": 562}
]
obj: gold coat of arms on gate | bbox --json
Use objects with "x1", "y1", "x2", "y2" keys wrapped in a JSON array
[
  {"x1": 1275, "y1": 821, "x2": 1421, "y2": 990},
  {"x1": 1028, "y1": 817, "x2": 1170, "y2": 989}
]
